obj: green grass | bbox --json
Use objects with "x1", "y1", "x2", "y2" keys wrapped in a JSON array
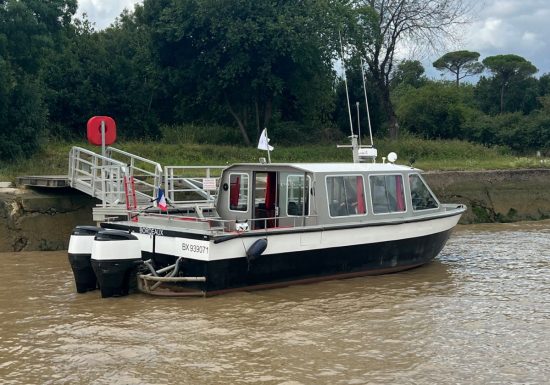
[{"x1": 1, "y1": 136, "x2": 548, "y2": 182}]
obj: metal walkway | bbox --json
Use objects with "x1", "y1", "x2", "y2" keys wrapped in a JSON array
[{"x1": 17, "y1": 175, "x2": 69, "y2": 188}]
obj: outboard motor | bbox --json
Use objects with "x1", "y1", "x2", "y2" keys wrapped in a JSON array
[
  {"x1": 91, "y1": 230, "x2": 142, "y2": 298},
  {"x1": 68, "y1": 226, "x2": 102, "y2": 293}
]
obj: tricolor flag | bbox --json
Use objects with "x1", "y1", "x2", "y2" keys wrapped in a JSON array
[
  {"x1": 157, "y1": 188, "x2": 167, "y2": 211},
  {"x1": 257, "y1": 128, "x2": 274, "y2": 151}
]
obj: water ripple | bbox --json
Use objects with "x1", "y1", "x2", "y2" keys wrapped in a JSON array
[{"x1": 1, "y1": 222, "x2": 549, "y2": 384}]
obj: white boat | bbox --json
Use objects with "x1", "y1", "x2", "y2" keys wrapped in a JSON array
[{"x1": 68, "y1": 145, "x2": 465, "y2": 297}]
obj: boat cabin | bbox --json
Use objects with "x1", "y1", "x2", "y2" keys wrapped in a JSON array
[{"x1": 216, "y1": 162, "x2": 440, "y2": 230}]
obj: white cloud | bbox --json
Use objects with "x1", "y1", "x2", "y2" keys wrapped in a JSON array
[
  {"x1": 77, "y1": 0, "x2": 142, "y2": 29},
  {"x1": 428, "y1": 0, "x2": 550, "y2": 78}
]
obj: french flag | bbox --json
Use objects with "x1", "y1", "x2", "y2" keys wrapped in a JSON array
[{"x1": 157, "y1": 188, "x2": 168, "y2": 211}]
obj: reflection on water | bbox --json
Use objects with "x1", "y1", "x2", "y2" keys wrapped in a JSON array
[{"x1": 0, "y1": 222, "x2": 549, "y2": 384}]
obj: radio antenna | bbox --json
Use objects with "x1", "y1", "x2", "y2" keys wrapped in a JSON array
[
  {"x1": 360, "y1": 57, "x2": 374, "y2": 147},
  {"x1": 339, "y1": 31, "x2": 354, "y2": 138}
]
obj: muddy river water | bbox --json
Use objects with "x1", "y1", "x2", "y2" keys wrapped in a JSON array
[{"x1": 1, "y1": 222, "x2": 549, "y2": 384}]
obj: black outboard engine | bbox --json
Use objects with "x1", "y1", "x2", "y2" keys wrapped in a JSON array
[
  {"x1": 91, "y1": 230, "x2": 142, "y2": 298},
  {"x1": 68, "y1": 226, "x2": 102, "y2": 293}
]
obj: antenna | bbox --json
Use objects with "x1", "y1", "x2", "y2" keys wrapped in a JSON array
[
  {"x1": 360, "y1": 57, "x2": 374, "y2": 147},
  {"x1": 356, "y1": 101, "x2": 361, "y2": 147},
  {"x1": 339, "y1": 31, "x2": 354, "y2": 138}
]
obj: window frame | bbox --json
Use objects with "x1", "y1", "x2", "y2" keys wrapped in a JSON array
[
  {"x1": 409, "y1": 173, "x2": 440, "y2": 212},
  {"x1": 368, "y1": 173, "x2": 408, "y2": 215},
  {"x1": 325, "y1": 174, "x2": 368, "y2": 218},
  {"x1": 286, "y1": 174, "x2": 311, "y2": 217},
  {"x1": 228, "y1": 172, "x2": 249, "y2": 212}
]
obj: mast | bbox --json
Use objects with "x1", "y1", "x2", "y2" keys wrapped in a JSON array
[
  {"x1": 339, "y1": 31, "x2": 358, "y2": 163},
  {"x1": 339, "y1": 31, "x2": 354, "y2": 139},
  {"x1": 360, "y1": 57, "x2": 374, "y2": 147}
]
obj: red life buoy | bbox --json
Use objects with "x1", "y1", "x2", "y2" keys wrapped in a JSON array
[{"x1": 87, "y1": 116, "x2": 117, "y2": 146}]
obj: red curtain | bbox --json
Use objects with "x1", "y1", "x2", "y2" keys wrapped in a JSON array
[
  {"x1": 230, "y1": 176, "x2": 240, "y2": 207},
  {"x1": 395, "y1": 175, "x2": 405, "y2": 211},
  {"x1": 265, "y1": 172, "x2": 276, "y2": 209},
  {"x1": 356, "y1": 176, "x2": 366, "y2": 214}
]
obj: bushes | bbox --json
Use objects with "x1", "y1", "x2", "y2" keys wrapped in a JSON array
[
  {"x1": 463, "y1": 111, "x2": 550, "y2": 154},
  {"x1": 395, "y1": 83, "x2": 476, "y2": 140},
  {"x1": 395, "y1": 81, "x2": 549, "y2": 154},
  {"x1": 0, "y1": 73, "x2": 48, "y2": 161}
]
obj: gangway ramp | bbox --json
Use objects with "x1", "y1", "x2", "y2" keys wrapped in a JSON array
[
  {"x1": 68, "y1": 146, "x2": 225, "y2": 222},
  {"x1": 68, "y1": 146, "x2": 163, "y2": 219}
]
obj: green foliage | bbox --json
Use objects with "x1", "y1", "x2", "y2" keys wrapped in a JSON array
[
  {"x1": 142, "y1": 0, "x2": 337, "y2": 144},
  {"x1": 482, "y1": 54, "x2": 538, "y2": 114},
  {"x1": 463, "y1": 109, "x2": 550, "y2": 153},
  {"x1": 395, "y1": 82, "x2": 476, "y2": 139},
  {"x1": 391, "y1": 60, "x2": 426, "y2": 89},
  {"x1": 0, "y1": 71, "x2": 48, "y2": 160},
  {"x1": 45, "y1": 10, "x2": 160, "y2": 140},
  {"x1": 0, "y1": 0, "x2": 75, "y2": 161},
  {"x1": 475, "y1": 75, "x2": 539, "y2": 115}
]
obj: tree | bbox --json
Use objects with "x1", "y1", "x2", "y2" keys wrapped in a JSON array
[
  {"x1": 391, "y1": 60, "x2": 426, "y2": 89},
  {"x1": 433, "y1": 50, "x2": 483, "y2": 86},
  {"x1": 349, "y1": 0, "x2": 474, "y2": 139},
  {"x1": 44, "y1": 11, "x2": 162, "y2": 140},
  {"x1": 474, "y1": 75, "x2": 539, "y2": 115},
  {"x1": 0, "y1": 0, "x2": 76, "y2": 161},
  {"x1": 395, "y1": 82, "x2": 475, "y2": 139},
  {"x1": 538, "y1": 73, "x2": 550, "y2": 96},
  {"x1": 142, "y1": 0, "x2": 336, "y2": 145},
  {"x1": 482, "y1": 54, "x2": 538, "y2": 114}
]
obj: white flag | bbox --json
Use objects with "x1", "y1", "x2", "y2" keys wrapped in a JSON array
[{"x1": 257, "y1": 128, "x2": 274, "y2": 151}]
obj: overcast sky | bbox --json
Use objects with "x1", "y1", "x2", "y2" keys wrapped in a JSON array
[{"x1": 78, "y1": 0, "x2": 550, "y2": 77}]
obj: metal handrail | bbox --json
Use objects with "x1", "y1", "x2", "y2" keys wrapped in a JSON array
[
  {"x1": 68, "y1": 147, "x2": 127, "y2": 206},
  {"x1": 106, "y1": 147, "x2": 163, "y2": 203},
  {"x1": 133, "y1": 210, "x2": 319, "y2": 234},
  {"x1": 164, "y1": 165, "x2": 225, "y2": 204}
]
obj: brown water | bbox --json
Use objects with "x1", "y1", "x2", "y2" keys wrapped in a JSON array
[{"x1": 1, "y1": 222, "x2": 549, "y2": 385}]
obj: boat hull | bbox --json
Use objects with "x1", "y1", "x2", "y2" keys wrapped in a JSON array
[
  {"x1": 102, "y1": 209, "x2": 463, "y2": 295},
  {"x1": 143, "y1": 227, "x2": 453, "y2": 294}
]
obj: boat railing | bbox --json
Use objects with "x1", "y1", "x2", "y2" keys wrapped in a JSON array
[
  {"x1": 106, "y1": 147, "x2": 163, "y2": 205},
  {"x1": 68, "y1": 146, "x2": 128, "y2": 206},
  {"x1": 133, "y1": 210, "x2": 318, "y2": 234},
  {"x1": 164, "y1": 165, "x2": 226, "y2": 205}
]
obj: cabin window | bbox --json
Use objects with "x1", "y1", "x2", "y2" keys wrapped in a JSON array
[
  {"x1": 287, "y1": 175, "x2": 310, "y2": 216},
  {"x1": 370, "y1": 174, "x2": 406, "y2": 214},
  {"x1": 229, "y1": 173, "x2": 249, "y2": 211},
  {"x1": 326, "y1": 175, "x2": 367, "y2": 217},
  {"x1": 409, "y1": 174, "x2": 439, "y2": 210}
]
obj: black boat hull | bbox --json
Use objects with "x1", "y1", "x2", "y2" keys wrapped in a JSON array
[{"x1": 143, "y1": 228, "x2": 453, "y2": 295}]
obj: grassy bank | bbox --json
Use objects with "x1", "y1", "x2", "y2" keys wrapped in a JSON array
[{"x1": 1, "y1": 137, "x2": 548, "y2": 181}]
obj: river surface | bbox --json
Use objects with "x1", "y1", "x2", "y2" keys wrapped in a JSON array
[{"x1": 1, "y1": 222, "x2": 549, "y2": 385}]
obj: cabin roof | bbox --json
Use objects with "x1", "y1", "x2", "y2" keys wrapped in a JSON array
[{"x1": 226, "y1": 162, "x2": 417, "y2": 174}]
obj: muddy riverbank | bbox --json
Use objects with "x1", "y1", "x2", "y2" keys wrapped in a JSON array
[
  {"x1": 424, "y1": 169, "x2": 550, "y2": 223},
  {"x1": 0, "y1": 169, "x2": 549, "y2": 252},
  {"x1": 0, "y1": 187, "x2": 96, "y2": 252}
]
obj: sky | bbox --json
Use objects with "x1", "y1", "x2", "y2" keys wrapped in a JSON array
[{"x1": 77, "y1": 0, "x2": 550, "y2": 78}]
